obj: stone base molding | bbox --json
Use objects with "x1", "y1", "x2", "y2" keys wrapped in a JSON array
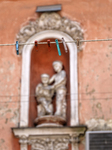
[
  {"x1": 12, "y1": 126, "x2": 87, "y2": 150},
  {"x1": 34, "y1": 115, "x2": 66, "y2": 127}
]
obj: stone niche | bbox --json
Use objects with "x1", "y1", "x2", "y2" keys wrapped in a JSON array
[
  {"x1": 12, "y1": 13, "x2": 87, "y2": 150},
  {"x1": 29, "y1": 40, "x2": 70, "y2": 127}
]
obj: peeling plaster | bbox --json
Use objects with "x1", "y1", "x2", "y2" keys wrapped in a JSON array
[
  {"x1": 9, "y1": 109, "x2": 19, "y2": 125},
  {"x1": 0, "y1": 139, "x2": 5, "y2": 150},
  {"x1": 96, "y1": 102, "x2": 101, "y2": 109},
  {"x1": 0, "y1": 107, "x2": 19, "y2": 125},
  {"x1": 9, "y1": 63, "x2": 15, "y2": 73},
  {"x1": 86, "y1": 89, "x2": 95, "y2": 95}
]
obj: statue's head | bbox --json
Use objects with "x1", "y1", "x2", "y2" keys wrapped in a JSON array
[
  {"x1": 41, "y1": 74, "x2": 50, "y2": 84},
  {"x1": 52, "y1": 61, "x2": 63, "y2": 72}
]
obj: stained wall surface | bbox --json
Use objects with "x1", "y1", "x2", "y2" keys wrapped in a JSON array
[{"x1": 0, "y1": 0, "x2": 112, "y2": 150}]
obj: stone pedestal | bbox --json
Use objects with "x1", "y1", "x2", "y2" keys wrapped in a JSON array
[{"x1": 34, "y1": 115, "x2": 66, "y2": 127}]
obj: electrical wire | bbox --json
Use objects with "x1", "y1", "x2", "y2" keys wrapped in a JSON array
[
  {"x1": 0, "y1": 37, "x2": 111, "y2": 101},
  {"x1": 0, "y1": 91, "x2": 112, "y2": 97},
  {"x1": 0, "y1": 96, "x2": 112, "y2": 103},
  {"x1": 0, "y1": 38, "x2": 112, "y2": 123},
  {"x1": 0, "y1": 38, "x2": 112, "y2": 46},
  {"x1": 0, "y1": 39, "x2": 111, "y2": 102}
]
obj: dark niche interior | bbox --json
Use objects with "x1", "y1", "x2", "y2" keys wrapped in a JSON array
[{"x1": 29, "y1": 38, "x2": 70, "y2": 127}]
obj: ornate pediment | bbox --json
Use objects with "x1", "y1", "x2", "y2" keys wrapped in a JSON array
[{"x1": 17, "y1": 12, "x2": 84, "y2": 53}]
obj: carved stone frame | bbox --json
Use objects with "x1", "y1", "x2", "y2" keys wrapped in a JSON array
[
  {"x1": 12, "y1": 126, "x2": 87, "y2": 150},
  {"x1": 20, "y1": 30, "x2": 78, "y2": 127},
  {"x1": 17, "y1": 13, "x2": 83, "y2": 53}
]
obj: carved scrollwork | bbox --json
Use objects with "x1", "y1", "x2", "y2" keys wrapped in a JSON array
[
  {"x1": 29, "y1": 138, "x2": 69, "y2": 150},
  {"x1": 31, "y1": 143, "x2": 45, "y2": 150},
  {"x1": 19, "y1": 135, "x2": 28, "y2": 150},
  {"x1": 70, "y1": 133, "x2": 80, "y2": 143},
  {"x1": 19, "y1": 135, "x2": 28, "y2": 144},
  {"x1": 29, "y1": 139, "x2": 46, "y2": 150},
  {"x1": 17, "y1": 12, "x2": 84, "y2": 53},
  {"x1": 54, "y1": 138, "x2": 69, "y2": 150}
]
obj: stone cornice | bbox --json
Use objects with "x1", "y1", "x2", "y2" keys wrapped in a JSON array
[{"x1": 12, "y1": 126, "x2": 87, "y2": 138}]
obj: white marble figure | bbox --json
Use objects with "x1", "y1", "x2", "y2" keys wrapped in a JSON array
[
  {"x1": 35, "y1": 74, "x2": 54, "y2": 117},
  {"x1": 49, "y1": 61, "x2": 67, "y2": 119}
]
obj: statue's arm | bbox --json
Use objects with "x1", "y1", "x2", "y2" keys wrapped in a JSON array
[
  {"x1": 49, "y1": 75, "x2": 55, "y2": 84},
  {"x1": 35, "y1": 84, "x2": 42, "y2": 96},
  {"x1": 54, "y1": 79, "x2": 66, "y2": 87},
  {"x1": 54, "y1": 71, "x2": 66, "y2": 87}
]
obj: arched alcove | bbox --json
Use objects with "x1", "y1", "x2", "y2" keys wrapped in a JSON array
[
  {"x1": 20, "y1": 30, "x2": 78, "y2": 127},
  {"x1": 29, "y1": 38, "x2": 70, "y2": 126}
]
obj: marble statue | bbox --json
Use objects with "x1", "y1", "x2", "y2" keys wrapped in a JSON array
[
  {"x1": 35, "y1": 74, "x2": 54, "y2": 117},
  {"x1": 49, "y1": 61, "x2": 67, "y2": 119},
  {"x1": 35, "y1": 61, "x2": 67, "y2": 121}
]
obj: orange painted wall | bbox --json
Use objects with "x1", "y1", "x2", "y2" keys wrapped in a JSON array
[{"x1": 0, "y1": 0, "x2": 112, "y2": 149}]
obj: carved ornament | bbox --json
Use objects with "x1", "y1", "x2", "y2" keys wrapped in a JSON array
[
  {"x1": 17, "y1": 13, "x2": 84, "y2": 53},
  {"x1": 28, "y1": 138, "x2": 69, "y2": 150},
  {"x1": 19, "y1": 135, "x2": 28, "y2": 150},
  {"x1": 19, "y1": 135, "x2": 28, "y2": 144}
]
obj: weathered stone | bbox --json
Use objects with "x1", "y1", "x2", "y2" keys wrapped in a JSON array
[
  {"x1": 86, "y1": 119, "x2": 112, "y2": 130},
  {"x1": 17, "y1": 13, "x2": 83, "y2": 53}
]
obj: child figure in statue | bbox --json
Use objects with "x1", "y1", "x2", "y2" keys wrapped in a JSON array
[
  {"x1": 35, "y1": 74, "x2": 54, "y2": 117},
  {"x1": 49, "y1": 61, "x2": 67, "y2": 119}
]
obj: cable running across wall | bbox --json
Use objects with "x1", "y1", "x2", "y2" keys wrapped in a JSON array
[
  {"x1": 0, "y1": 97, "x2": 112, "y2": 103},
  {"x1": 0, "y1": 38, "x2": 112, "y2": 103},
  {"x1": 0, "y1": 91, "x2": 112, "y2": 97},
  {"x1": 0, "y1": 38, "x2": 112, "y2": 46}
]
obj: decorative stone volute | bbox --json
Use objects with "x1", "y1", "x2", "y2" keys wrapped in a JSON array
[
  {"x1": 19, "y1": 135, "x2": 28, "y2": 150},
  {"x1": 17, "y1": 12, "x2": 84, "y2": 53},
  {"x1": 29, "y1": 138, "x2": 69, "y2": 150},
  {"x1": 19, "y1": 135, "x2": 28, "y2": 144}
]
